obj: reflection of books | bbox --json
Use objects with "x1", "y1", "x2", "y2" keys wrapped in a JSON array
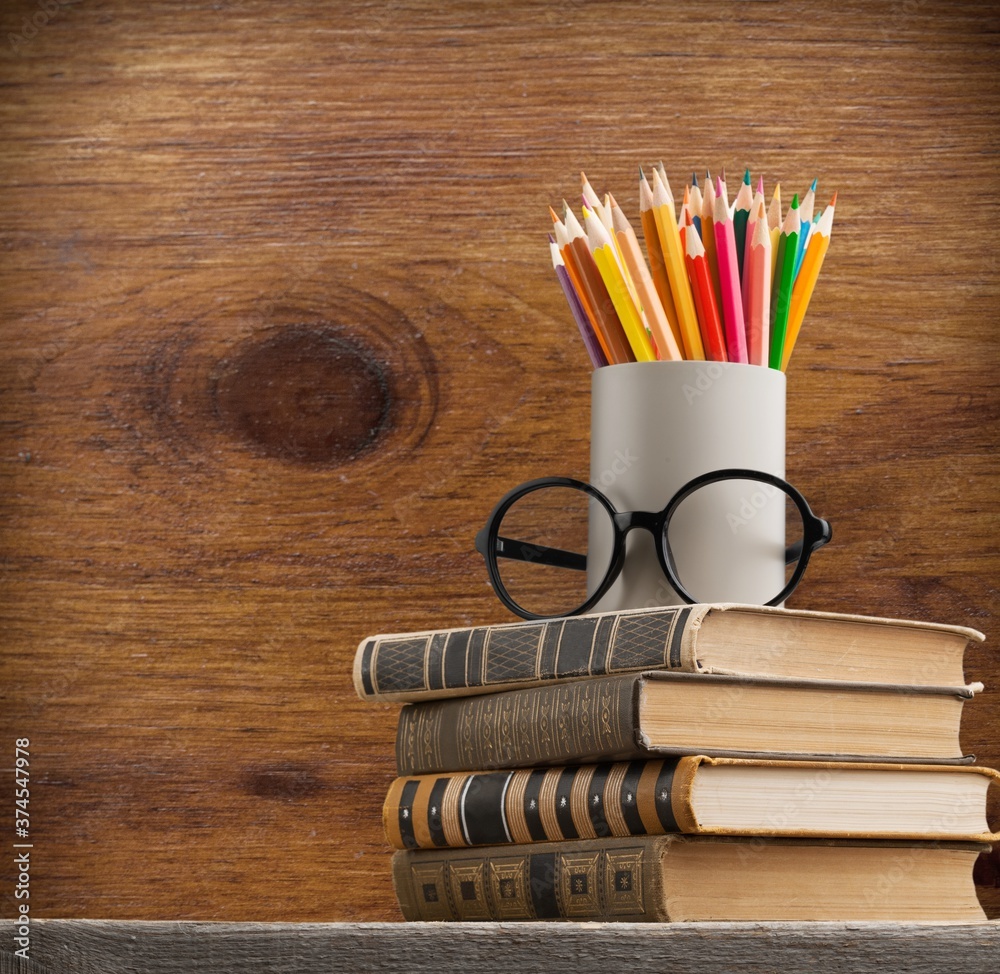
[
  {"x1": 391, "y1": 834, "x2": 990, "y2": 921},
  {"x1": 395, "y1": 671, "x2": 980, "y2": 776},
  {"x1": 384, "y1": 757, "x2": 1000, "y2": 850},
  {"x1": 355, "y1": 603, "x2": 982, "y2": 703}
]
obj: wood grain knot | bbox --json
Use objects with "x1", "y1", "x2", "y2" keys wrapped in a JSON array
[
  {"x1": 213, "y1": 326, "x2": 392, "y2": 463},
  {"x1": 242, "y1": 764, "x2": 324, "y2": 800}
]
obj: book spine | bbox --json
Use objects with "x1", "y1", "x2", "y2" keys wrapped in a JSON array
[
  {"x1": 395, "y1": 673, "x2": 644, "y2": 776},
  {"x1": 391, "y1": 835, "x2": 673, "y2": 921},
  {"x1": 384, "y1": 758, "x2": 692, "y2": 849},
  {"x1": 355, "y1": 605, "x2": 697, "y2": 702}
]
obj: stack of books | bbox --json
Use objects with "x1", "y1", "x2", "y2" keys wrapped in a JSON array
[{"x1": 354, "y1": 603, "x2": 998, "y2": 921}]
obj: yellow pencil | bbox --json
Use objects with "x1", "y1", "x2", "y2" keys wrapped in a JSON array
[
  {"x1": 651, "y1": 168, "x2": 705, "y2": 360},
  {"x1": 781, "y1": 194, "x2": 836, "y2": 370},
  {"x1": 584, "y1": 207, "x2": 656, "y2": 361}
]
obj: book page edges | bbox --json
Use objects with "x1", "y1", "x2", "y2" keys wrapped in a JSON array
[
  {"x1": 699, "y1": 602, "x2": 986, "y2": 645},
  {"x1": 688, "y1": 756, "x2": 1000, "y2": 841}
]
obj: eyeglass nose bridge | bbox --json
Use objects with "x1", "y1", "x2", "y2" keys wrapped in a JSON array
[{"x1": 611, "y1": 509, "x2": 663, "y2": 536}]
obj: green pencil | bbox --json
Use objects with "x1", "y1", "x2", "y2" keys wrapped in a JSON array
[
  {"x1": 769, "y1": 193, "x2": 801, "y2": 370},
  {"x1": 732, "y1": 168, "x2": 754, "y2": 283}
]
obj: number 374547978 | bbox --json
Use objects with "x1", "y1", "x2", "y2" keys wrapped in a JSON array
[{"x1": 14, "y1": 739, "x2": 29, "y2": 839}]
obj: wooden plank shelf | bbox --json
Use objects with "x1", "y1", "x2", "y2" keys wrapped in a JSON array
[{"x1": 2, "y1": 920, "x2": 999, "y2": 974}]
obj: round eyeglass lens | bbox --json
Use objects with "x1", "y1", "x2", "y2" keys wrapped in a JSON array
[
  {"x1": 492, "y1": 484, "x2": 615, "y2": 617},
  {"x1": 664, "y1": 477, "x2": 804, "y2": 605}
]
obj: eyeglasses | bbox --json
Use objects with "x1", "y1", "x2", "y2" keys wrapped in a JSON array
[{"x1": 475, "y1": 468, "x2": 832, "y2": 620}]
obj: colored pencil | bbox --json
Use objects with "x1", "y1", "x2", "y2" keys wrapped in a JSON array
[
  {"x1": 679, "y1": 185, "x2": 693, "y2": 250},
  {"x1": 585, "y1": 206, "x2": 656, "y2": 362},
  {"x1": 610, "y1": 195, "x2": 683, "y2": 361},
  {"x1": 548, "y1": 164, "x2": 834, "y2": 370},
  {"x1": 742, "y1": 175, "x2": 767, "y2": 322},
  {"x1": 550, "y1": 237, "x2": 608, "y2": 368},
  {"x1": 638, "y1": 169, "x2": 683, "y2": 353},
  {"x1": 551, "y1": 206, "x2": 612, "y2": 362},
  {"x1": 701, "y1": 170, "x2": 723, "y2": 309},
  {"x1": 564, "y1": 204, "x2": 635, "y2": 364},
  {"x1": 793, "y1": 178, "x2": 817, "y2": 279},
  {"x1": 651, "y1": 168, "x2": 705, "y2": 360},
  {"x1": 781, "y1": 193, "x2": 836, "y2": 370},
  {"x1": 688, "y1": 173, "x2": 703, "y2": 238},
  {"x1": 767, "y1": 182, "x2": 782, "y2": 287},
  {"x1": 713, "y1": 178, "x2": 748, "y2": 364},
  {"x1": 732, "y1": 168, "x2": 754, "y2": 283},
  {"x1": 581, "y1": 171, "x2": 613, "y2": 231},
  {"x1": 745, "y1": 200, "x2": 772, "y2": 367},
  {"x1": 768, "y1": 193, "x2": 801, "y2": 370},
  {"x1": 684, "y1": 215, "x2": 727, "y2": 362}
]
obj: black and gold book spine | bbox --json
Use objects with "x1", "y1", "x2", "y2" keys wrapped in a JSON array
[
  {"x1": 395, "y1": 672, "x2": 644, "y2": 776},
  {"x1": 391, "y1": 835, "x2": 673, "y2": 922},
  {"x1": 385, "y1": 759, "x2": 682, "y2": 850},
  {"x1": 356, "y1": 605, "x2": 693, "y2": 701}
]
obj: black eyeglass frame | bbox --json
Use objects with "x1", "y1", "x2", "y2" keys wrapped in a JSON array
[{"x1": 475, "y1": 468, "x2": 832, "y2": 620}]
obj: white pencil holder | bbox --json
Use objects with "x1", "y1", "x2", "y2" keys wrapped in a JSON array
[{"x1": 588, "y1": 360, "x2": 787, "y2": 611}]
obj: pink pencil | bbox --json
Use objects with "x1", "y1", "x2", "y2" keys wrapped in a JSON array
[
  {"x1": 713, "y1": 177, "x2": 748, "y2": 363},
  {"x1": 745, "y1": 200, "x2": 772, "y2": 366}
]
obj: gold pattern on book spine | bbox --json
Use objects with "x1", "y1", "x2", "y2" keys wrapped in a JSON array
[
  {"x1": 603, "y1": 762, "x2": 631, "y2": 836},
  {"x1": 570, "y1": 765, "x2": 598, "y2": 839},
  {"x1": 504, "y1": 771, "x2": 533, "y2": 845}
]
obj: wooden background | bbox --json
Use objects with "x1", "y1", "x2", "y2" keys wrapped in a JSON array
[{"x1": 1, "y1": 0, "x2": 998, "y2": 923}]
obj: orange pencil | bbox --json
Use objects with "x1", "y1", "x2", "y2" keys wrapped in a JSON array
[
  {"x1": 610, "y1": 195, "x2": 683, "y2": 361},
  {"x1": 684, "y1": 215, "x2": 727, "y2": 363},
  {"x1": 745, "y1": 200, "x2": 772, "y2": 366},
  {"x1": 782, "y1": 193, "x2": 837, "y2": 370},
  {"x1": 639, "y1": 168, "x2": 683, "y2": 353},
  {"x1": 563, "y1": 204, "x2": 635, "y2": 364},
  {"x1": 551, "y1": 205, "x2": 612, "y2": 363}
]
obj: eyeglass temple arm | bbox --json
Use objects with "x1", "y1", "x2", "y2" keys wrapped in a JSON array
[
  {"x1": 490, "y1": 535, "x2": 588, "y2": 572},
  {"x1": 785, "y1": 518, "x2": 833, "y2": 564}
]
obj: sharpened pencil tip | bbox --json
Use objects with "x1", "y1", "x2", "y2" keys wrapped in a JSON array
[
  {"x1": 757, "y1": 175, "x2": 764, "y2": 194},
  {"x1": 639, "y1": 164, "x2": 646, "y2": 181},
  {"x1": 811, "y1": 178, "x2": 818, "y2": 192},
  {"x1": 547, "y1": 233, "x2": 555, "y2": 243},
  {"x1": 829, "y1": 191, "x2": 838, "y2": 206},
  {"x1": 791, "y1": 193, "x2": 800, "y2": 208},
  {"x1": 549, "y1": 205, "x2": 561, "y2": 223},
  {"x1": 692, "y1": 172, "x2": 699, "y2": 187},
  {"x1": 743, "y1": 168, "x2": 751, "y2": 184}
]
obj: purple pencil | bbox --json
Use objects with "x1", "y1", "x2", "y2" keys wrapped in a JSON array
[{"x1": 550, "y1": 237, "x2": 608, "y2": 368}]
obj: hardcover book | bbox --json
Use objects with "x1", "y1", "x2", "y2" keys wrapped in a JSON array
[
  {"x1": 391, "y1": 834, "x2": 989, "y2": 922},
  {"x1": 355, "y1": 603, "x2": 982, "y2": 703},
  {"x1": 394, "y1": 671, "x2": 980, "y2": 775},
  {"x1": 384, "y1": 756, "x2": 1000, "y2": 849}
]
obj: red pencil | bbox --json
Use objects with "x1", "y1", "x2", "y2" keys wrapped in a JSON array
[{"x1": 684, "y1": 215, "x2": 728, "y2": 363}]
